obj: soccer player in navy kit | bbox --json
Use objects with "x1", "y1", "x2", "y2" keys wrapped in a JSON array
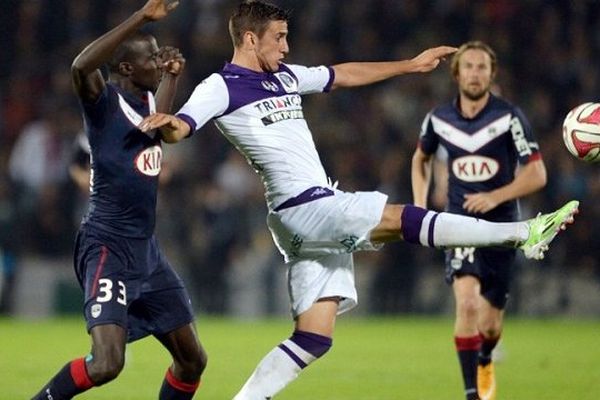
[
  {"x1": 31, "y1": 1, "x2": 207, "y2": 399},
  {"x1": 412, "y1": 41, "x2": 547, "y2": 400},
  {"x1": 140, "y1": 2, "x2": 577, "y2": 398}
]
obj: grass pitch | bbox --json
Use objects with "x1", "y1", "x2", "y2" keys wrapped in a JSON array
[{"x1": 2, "y1": 316, "x2": 599, "y2": 399}]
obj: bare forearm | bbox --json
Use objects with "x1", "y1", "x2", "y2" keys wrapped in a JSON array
[
  {"x1": 411, "y1": 154, "x2": 433, "y2": 207},
  {"x1": 332, "y1": 60, "x2": 415, "y2": 88},
  {"x1": 155, "y1": 75, "x2": 179, "y2": 113},
  {"x1": 491, "y1": 160, "x2": 547, "y2": 203},
  {"x1": 72, "y1": 11, "x2": 148, "y2": 73},
  {"x1": 331, "y1": 46, "x2": 457, "y2": 89}
]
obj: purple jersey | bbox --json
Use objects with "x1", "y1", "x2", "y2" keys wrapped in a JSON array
[
  {"x1": 79, "y1": 83, "x2": 162, "y2": 238},
  {"x1": 418, "y1": 94, "x2": 541, "y2": 222}
]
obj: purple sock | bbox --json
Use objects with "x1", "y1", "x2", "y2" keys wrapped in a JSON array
[
  {"x1": 401, "y1": 205, "x2": 438, "y2": 247},
  {"x1": 277, "y1": 330, "x2": 332, "y2": 369}
]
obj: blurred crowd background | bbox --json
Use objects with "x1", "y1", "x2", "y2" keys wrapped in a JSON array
[{"x1": 1, "y1": 0, "x2": 599, "y2": 318}]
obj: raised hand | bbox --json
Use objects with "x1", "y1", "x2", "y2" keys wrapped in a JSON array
[
  {"x1": 158, "y1": 46, "x2": 186, "y2": 76},
  {"x1": 141, "y1": 0, "x2": 179, "y2": 21},
  {"x1": 410, "y1": 46, "x2": 458, "y2": 72}
]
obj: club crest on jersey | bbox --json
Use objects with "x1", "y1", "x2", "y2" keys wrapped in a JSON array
[
  {"x1": 261, "y1": 80, "x2": 279, "y2": 92},
  {"x1": 91, "y1": 303, "x2": 102, "y2": 318},
  {"x1": 274, "y1": 72, "x2": 298, "y2": 93},
  {"x1": 452, "y1": 155, "x2": 499, "y2": 182},
  {"x1": 134, "y1": 145, "x2": 162, "y2": 176}
]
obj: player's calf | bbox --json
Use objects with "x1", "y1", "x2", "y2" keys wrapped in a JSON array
[
  {"x1": 31, "y1": 357, "x2": 95, "y2": 400},
  {"x1": 233, "y1": 330, "x2": 333, "y2": 399}
]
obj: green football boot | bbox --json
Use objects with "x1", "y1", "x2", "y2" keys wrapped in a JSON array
[{"x1": 519, "y1": 200, "x2": 579, "y2": 260}]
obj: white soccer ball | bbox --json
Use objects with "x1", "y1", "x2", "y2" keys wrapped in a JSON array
[{"x1": 562, "y1": 102, "x2": 600, "y2": 162}]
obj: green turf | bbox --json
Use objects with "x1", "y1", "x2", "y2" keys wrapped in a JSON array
[{"x1": 2, "y1": 316, "x2": 599, "y2": 399}]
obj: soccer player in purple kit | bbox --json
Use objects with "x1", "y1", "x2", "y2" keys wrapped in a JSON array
[
  {"x1": 31, "y1": 1, "x2": 207, "y2": 399},
  {"x1": 412, "y1": 41, "x2": 547, "y2": 400},
  {"x1": 140, "y1": 2, "x2": 578, "y2": 398}
]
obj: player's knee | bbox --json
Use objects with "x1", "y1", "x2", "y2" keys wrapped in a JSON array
[
  {"x1": 188, "y1": 348, "x2": 208, "y2": 379},
  {"x1": 176, "y1": 347, "x2": 208, "y2": 381},
  {"x1": 456, "y1": 297, "x2": 479, "y2": 319},
  {"x1": 479, "y1": 324, "x2": 502, "y2": 338},
  {"x1": 87, "y1": 351, "x2": 125, "y2": 385}
]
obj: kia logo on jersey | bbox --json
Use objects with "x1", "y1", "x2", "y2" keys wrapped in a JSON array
[
  {"x1": 134, "y1": 145, "x2": 162, "y2": 176},
  {"x1": 452, "y1": 155, "x2": 499, "y2": 182}
]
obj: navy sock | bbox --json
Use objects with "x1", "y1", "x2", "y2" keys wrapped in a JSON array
[
  {"x1": 455, "y1": 336, "x2": 482, "y2": 400},
  {"x1": 159, "y1": 368, "x2": 199, "y2": 400},
  {"x1": 478, "y1": 334, "x2": 500, "y2": 366},
  {"x1": 32, "y1": 358, "x2": 94, "y2": 400}
]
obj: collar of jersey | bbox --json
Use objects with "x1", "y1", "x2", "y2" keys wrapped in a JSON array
[
  {"x1": 223, "y1": 62, "x2": 282, "y2": 78},
  {"x1": 453, "y1": 92, "x2": 496, "y2": 121},
  {"x1": 109, "y1": 82, "x2": 149, "y2": 106}
]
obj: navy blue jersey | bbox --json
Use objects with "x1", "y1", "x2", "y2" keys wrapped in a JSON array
[
  {"x1": 418, "y1": 94, "x2": 541, "y2": 222},
  {"x1": 80, "y1": 83, "x2": 162, "y2": 238}
]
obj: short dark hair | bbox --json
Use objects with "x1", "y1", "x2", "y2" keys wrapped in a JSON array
[
  {"x1": 107, "y1": 31, "x2": 155, "y2": 73},
  {"x1": 451, "y1": 40, "x2": 498, "y2": 78},
  {"x1": 229, "y1": 0, "x2": 291, "y2": 47}
]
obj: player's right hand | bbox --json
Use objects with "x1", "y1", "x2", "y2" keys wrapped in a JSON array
[
  {"x1": 140, "y1": 113, "x2": 176, "y2": 132},
  {"x1": 410, "y1": 46, "x2": 458, "y2": 72},
  {"x1": 140, "y1": 113, "x2": 190, "y2": 143},
  {"x1": 141, "y1": 0, "x2": 179, "y2": 21}
]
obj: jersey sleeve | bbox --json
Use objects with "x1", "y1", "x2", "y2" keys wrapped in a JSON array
[
  {"x1": 80, "y1": 84, "x2": 113, "y2": 130},
  {"x1": 176, "y1": 73, "x2": 229, "y2": 133},
  {"x1": 417, "y1": 111, "x2": 439, "y2": 155},
  {"x1": 285, "y1": 64, "x2": 335, "y2": 95},
  {"x1": 510, "y1": 106, "x2": 541, "y2": 165}
]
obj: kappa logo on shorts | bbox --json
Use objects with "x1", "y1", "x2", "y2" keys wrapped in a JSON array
[
  {"x1": 91, "y1": 303, "x2": 102, "y2": 318},
  {"x1": 310, "y1": 187, "x2": 329, "y2": 197},
  {"x1": 290, "y1": 234, "x2": 303, "y2": 258},
  {"x1": 340, "y1": 235, "x2": 359, "y2": 253}
]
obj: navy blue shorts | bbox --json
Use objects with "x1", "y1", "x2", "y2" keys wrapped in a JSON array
[
  {"x1": 74, "y1": 225, "x2": 194, "y2": 342},
  {"x1": 445, "y1": 246, "x2": 516, "y2": 309}
]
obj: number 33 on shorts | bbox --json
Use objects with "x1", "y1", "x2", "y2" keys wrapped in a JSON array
[{"x1": 95, "y1": 278, "x2": 127, "y2": 305}]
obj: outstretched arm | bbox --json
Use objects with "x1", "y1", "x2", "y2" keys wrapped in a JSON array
[
  {"x1": 331, "y1": 46, "x2": 457, "y2": 89},
  {"x1": 139, "y1": 113, "x2": 190, "y2": 143},
  {"x1": 71, "y1": 0, "x2": 179, "y2": 103}
]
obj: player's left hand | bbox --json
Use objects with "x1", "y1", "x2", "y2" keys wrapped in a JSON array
[
  {"x1": 463, "y1": 192, "x2": 500, "y2": 214},
  {"x1": 158, "y1": 46, "x2": 185, "y2": 76}
]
